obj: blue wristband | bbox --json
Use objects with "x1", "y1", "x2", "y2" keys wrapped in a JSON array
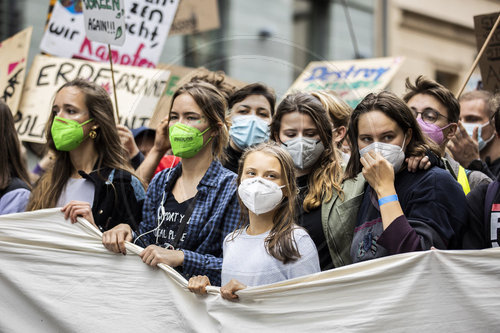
[{"x1": 378, "y1": 194, "x2": 398, "y2": 206}]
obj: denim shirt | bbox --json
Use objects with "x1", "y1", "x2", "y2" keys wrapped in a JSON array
[{"x1": 135, "y1": 160, "x2": 240, "y2": 286}]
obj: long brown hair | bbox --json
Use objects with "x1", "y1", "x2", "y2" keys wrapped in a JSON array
[
  {"x1": 0, "y1": 101, "x2": 31, "y2": 189},
  {"x1": 270, "y1": 92, "x2": 343, "y2": 211},
  {"x1": 235, "y1": 142, "x2": 301, "y2": 264},
  {"x1": 27, "y1": 79, "x2": 138, "y2": 210},
  {"x1": 345, "y1": 91, "x2": 439, "y2": 179},
  {"x1": 170, "y1": 81, "x2": 230, "y2": 161}
]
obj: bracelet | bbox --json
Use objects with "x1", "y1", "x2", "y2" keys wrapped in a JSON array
[{"x1": 378, "y1": 194, "x2": 398, "y2": 206}]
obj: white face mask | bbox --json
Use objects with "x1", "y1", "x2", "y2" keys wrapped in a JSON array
[
  {"x1": 281, "y1": 137, "x2": 325, "y2": 170},
  {"x1": 238, "y1": 177, "x2": 285, "y2": 215},
  {"x1": 359, "y1": 135, "x2": 406, "y2": 173}
]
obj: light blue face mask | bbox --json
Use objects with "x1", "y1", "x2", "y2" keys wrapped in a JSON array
[
  {"x1": 462, "y1": 121, "x2": 495, "y2": 151},
  {"x1": 229, "y1": 115, "x2": 270, "y2": 150}
]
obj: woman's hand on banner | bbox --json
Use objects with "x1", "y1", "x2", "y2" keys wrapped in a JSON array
[
  {"x1": 61, "y1": 201, "x2": 97, "y2": 228},
  {"x1": 188, "y1": 275, "x2": 211, "y2": 295},
  {"x1": 102, "y1": 224, "x2": 133, "y2": 255},
  {"x1": 139, "y1": 245, "x2": 184, "y2": 267},
  {"x1": 220, "y1": 279, "x2": 247, "y2": 301}
]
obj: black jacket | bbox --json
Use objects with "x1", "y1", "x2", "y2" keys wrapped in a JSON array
[{"x1": 78, "y1": 167, "x2": 145, "y2": 232}]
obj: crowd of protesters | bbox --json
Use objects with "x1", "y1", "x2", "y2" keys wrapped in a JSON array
[{"x1": 1, "y1": 71, "x2": 499, "y2": 299}]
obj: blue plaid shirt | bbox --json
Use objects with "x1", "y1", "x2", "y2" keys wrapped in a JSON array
[{"x1": 135, "y1": 160, "x2": 240, "y2": 286}]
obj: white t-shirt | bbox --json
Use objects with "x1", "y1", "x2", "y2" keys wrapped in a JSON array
[
  {"x1": 56, "y1": 177, "x2": 95, "y2": 208},
  {"x1": 221, "y1": 227, "x2": 320, "y2": 287}
]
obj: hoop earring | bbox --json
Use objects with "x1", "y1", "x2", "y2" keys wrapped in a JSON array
[{"x1": 89, "y1": 126, "x2": 98, "y2": 140}]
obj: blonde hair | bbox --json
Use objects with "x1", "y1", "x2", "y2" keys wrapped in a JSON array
[{"x1": 311, "y1": 90, "x2": 352, "y2": 128}]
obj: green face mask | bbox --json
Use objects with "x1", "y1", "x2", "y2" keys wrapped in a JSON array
[
  {"x1": 169, "y1": 122, "x2": 212, "y2": 158},
  {"x1": 51, "y1": 116, "x2": 94, "y2": 151}
]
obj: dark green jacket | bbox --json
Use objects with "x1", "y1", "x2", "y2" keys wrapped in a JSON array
[{"x1": 322, "y1": 174, "x2": 366, "y2": 268}]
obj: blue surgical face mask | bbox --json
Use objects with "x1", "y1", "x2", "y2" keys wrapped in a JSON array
[
  {"x1": 462, "y1": 121, "x2": 495, "y2": 151},
  {"x1": 229, "y1": 115, "x2": 270, "y2": 150}
]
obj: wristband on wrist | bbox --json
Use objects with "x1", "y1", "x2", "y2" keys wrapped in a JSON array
[{"x1": 378, "y1": 194, "x2": 398, "y2": 206}]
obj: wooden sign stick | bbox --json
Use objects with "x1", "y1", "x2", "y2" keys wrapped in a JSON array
[
  {"x1": 108, "y1": 44, "x2": 120, "y2": 121},
  {"x1": 456, "y1": 13, "x2": 500, "y2": 98}
]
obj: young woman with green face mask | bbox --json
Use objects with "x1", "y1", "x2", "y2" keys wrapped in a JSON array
[
  {"x1": 102, "y1": 81, "x2": 240, "y2": 286},
  {"x1": 27, "y1": 79, "x2": 146, "y2": 233}
]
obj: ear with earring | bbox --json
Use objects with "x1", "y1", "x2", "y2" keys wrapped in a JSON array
[{"x1": 89, "y1": 126, "x2": 98, "y2": 139}]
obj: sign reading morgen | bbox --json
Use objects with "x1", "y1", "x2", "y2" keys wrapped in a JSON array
[{"x1": 288, "y1": 57, "x2": 404, "y2": 108}]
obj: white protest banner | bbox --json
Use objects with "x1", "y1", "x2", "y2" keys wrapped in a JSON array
[
  {"x1": 40, "y1": 1, "x2": 85, "y2": 59},
  {"x1": 0, "y1": 208, "x2": 500, "y2": 332},
  {"x1": 40, "y1": 0, "x2": 180, "y2": 68},
  {"x1": 288, "y1": 57, "x2": 405, "y2": 108},
  {"x1": 15, "y1": 54, "x2": 170, "y2": 143},
  {"x1": 82, "y1": 0, "x2": 126, "y2": 46},
  {"x1": 0, "y1": 27, "x2": 32, "y2": 115},
  {"x1": 149, "y1": 65, "x2": 247, "y2": 128}
]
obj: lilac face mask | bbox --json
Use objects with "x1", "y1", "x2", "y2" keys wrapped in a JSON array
[{"x1": 417, "y1": 117, "x2": 453, "y2": 145}]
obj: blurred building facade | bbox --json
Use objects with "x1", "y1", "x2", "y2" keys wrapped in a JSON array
[
  {"x1": 384, "y1": 0, "x2": 499, "y2": 96},
  {"x1": 5, "y1": 0, "x2": 500, "y2": 98}
]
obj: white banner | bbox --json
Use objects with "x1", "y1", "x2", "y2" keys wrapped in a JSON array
[{"x1": 0, "y1": 209, "x2": 499, "y2": 332}]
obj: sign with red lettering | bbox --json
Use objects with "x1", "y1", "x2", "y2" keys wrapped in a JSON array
[
  {"x1": 16, "y1": 54, "x2": 170, "y2": 143},
  {"x1": 40, "y1": 0, "x2": 180, "y2": 68},
  {"x1": 82, "y1": 0, "x2": 126, "y2": 46},
  {"x1": 0, "y1": 27, "x2": 32, "y2": 115}
]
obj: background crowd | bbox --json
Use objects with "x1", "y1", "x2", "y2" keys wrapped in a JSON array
[{"x1": 1, "y1": 71, "x2": 499, "y2": 299}]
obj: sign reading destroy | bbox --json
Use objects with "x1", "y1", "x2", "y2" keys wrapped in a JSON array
[{"x1": 288, "y1": 57, "x2": 405, "y2": 108}]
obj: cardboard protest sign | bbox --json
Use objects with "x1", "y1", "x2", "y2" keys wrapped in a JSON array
[
  {"x1": 82, "y1": 0, "x2": 126, "y2": 46},
  {"x1": 40, "y1": 0, "x2": 180, "y2": 67},
  {"x1": 149, "y1": 65, "x2": 246, "y2": 128},
  {"x1": 40, "y1": 0, "x2": 85, "y2": 59},
  {"x1": 169, "y1": 0, "x2": 220, "y2": 36},
  {"x1": 15, "y1": 54, "x2": 170, "y2": 143},
  {"x1": 287, "y1": 57, "x2": 405, "y2": 108},
  {"x1": 0, "y1": 27, "x2": 32, "y2": 115},
  {"x1": 474, "y1": 12, "x2": 500, "y2": 93}
]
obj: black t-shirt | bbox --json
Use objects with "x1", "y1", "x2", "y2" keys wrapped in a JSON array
[
  {"x1": 155, "y1": 191, "x2": 195, "y2": 249},
  {"x1": 223, "y1": 144, "x2": 243, "y2": 174},
  {"x1": 296, "y1": 175, "x2": 334, "y2": 271}
]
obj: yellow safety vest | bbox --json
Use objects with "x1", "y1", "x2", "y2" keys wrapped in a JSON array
[{"x1": 457, "y1": 166, "x2": 471, "y2": 195}]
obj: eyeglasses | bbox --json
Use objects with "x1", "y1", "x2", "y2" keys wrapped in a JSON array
[{"x1": 411, "y1": 109, "x2": 451, "y2": 124}]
